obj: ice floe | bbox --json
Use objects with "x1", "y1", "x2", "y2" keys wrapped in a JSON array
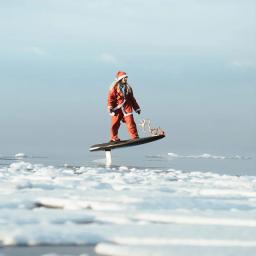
[{"x1": 0, "y1": 161, "x2": 256, "y2": 256}]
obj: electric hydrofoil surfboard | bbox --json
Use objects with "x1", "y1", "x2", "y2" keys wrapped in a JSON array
[
  {"x1": 89, "y1": 119, "x2": 165, "y2": 165},
  {"x1": 90, "y1": 134, "x2": 165, "y2": 152}
]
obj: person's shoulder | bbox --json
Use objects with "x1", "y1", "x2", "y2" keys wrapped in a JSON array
[{"x1": 109, "y1": 81, "x2": 117, "y2": 91}]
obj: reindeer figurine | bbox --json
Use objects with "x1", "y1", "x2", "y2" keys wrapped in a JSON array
[{"x1": 139, "y1": 119, "x2": 165, "y2": 136}]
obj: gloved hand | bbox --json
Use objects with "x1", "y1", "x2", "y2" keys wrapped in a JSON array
[
  {"x1": 136, "y1": 109, "x2": 141, "y2": 115},
  {"x1": 109, "y1": 108, "x2": 116, "y2": 116}
]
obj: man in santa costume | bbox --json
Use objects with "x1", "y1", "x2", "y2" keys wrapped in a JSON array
[{"x1": 108, "y1": 71, "x2": 141, "y2": 142}]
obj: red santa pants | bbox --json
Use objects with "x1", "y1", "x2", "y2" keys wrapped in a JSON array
[{"x1": 111, "y1": 111, "x2": 139, "y2": 141}]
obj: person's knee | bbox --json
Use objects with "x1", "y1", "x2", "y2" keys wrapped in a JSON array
[
  {"x1": 112, "y1": 119, "x2": 121, "y2": 129},
  {"x1": 127, "y1": 123, "x2": 136, "y2": 131}
]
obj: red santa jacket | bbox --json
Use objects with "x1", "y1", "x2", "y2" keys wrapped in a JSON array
[{"x1": 108, "y1": 81, "x2": 140, "y2": 116}]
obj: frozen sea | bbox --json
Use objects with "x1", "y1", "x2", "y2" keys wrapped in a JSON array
[{"x1": 0, "y1": 148, "x2": 256, "y2": 256}]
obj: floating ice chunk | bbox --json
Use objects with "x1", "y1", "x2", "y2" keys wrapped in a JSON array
[
  {"x1": 119, "y1": 166, "x2": 129, "y2": 171},
  {"x1": 9, "y1": 162, "x2": 33, "y2": 172},
  {"x1": 167, "y1": 153, "x2": 179, "y2": 158},
  {"x1": 200, "y1": 153, "x2": 211, "y2": 158},
  {"x1": 15, "y1": 153, "x2": 27, "y2": 159}
]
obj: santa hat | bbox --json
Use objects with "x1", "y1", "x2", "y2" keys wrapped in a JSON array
[{"x1": 116, "y1": 71, "x2": 128, "y2": 82}]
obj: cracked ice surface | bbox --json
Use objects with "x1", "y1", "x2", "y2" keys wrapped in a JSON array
[{"x1": 0, "y1": 161, "x2": 256, "y2": 256}]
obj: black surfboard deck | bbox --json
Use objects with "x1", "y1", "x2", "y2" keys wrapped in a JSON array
[{"x1": 90, "y1": 134, "x2": 165, "y2": 152}]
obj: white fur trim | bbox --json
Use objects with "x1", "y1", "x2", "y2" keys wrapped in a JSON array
[
  {"x1": 116, "y1": 75, "x2": 128, "y2": 82},
  {"x1": 113, "y1": 100, "x2": 126, "y2": 111},
  {"x1": 123, "y1": 112, "x2": 133, "y2": 117},
  {"x1": 109, "y1": 81, "x2": 117, "y2": 90}
]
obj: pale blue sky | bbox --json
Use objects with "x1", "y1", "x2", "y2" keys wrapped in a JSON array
[{"x1": 0, "y1": 0, "x2": 255, "y2": 157}]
